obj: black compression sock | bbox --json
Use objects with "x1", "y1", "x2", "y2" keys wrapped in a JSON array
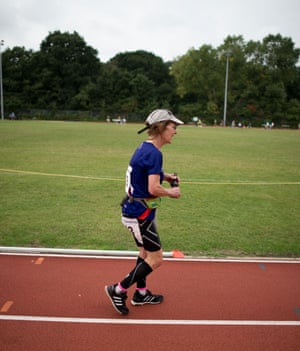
[
  {"x1": 136, "y1": 256, "x2": 146, "y2": 289},
  {"x1": 120, "y1": 260, "x2": 153, "y2": 290}
]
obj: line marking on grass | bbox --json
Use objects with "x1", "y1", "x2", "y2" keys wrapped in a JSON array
[
  {"x1": 0, "y1": 168, "x2": 123, "y2": 182},
  {"x1": 1, "y1": 168, "x2": 299, "y2": 185},
  {"x1": 183, "y1": 180, "x2": 300, "y2": 185},
  {"x1": 0, "y1": 314, "x2": 299, "y2": 326}
]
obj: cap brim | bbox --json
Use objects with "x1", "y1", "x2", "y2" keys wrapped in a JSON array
[{"x1": 170, "y1": 116, "x2": 184, "y2": 125}]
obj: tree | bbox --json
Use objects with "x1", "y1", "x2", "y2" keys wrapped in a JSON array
[
  {"x1": 30, "y1": 30, "x2": 102, "y2": 109},
  {"x1": 110, "y1": 50, "x2": 170, "y2": 86},
  {"x1": 105, "y1": 50, "x2": 177, "y2": 118},
  {"x1": 171, "y1": 45, "x2": 225, "y2": 119},
  {"x1": 2, "y1": 47, "x2": 35, "y2": 111},
  {"x1": 244, "y1": 34, "x2": 300, "y2": 124},
  {"x1": 2, "y1": 31, "x2": 299, "y2": 126}
]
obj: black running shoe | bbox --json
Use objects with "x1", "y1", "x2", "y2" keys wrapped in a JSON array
[
  {"x1": 131, "y1": 290, "x2": 164, "y2": 306},
  {"x1": 105, "y1": 284, "x2": 129, "y2": 315}
]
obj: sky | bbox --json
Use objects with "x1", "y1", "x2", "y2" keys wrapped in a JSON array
[{"x1": 0, "y1": 0, "x2": 299, "y2": 62}]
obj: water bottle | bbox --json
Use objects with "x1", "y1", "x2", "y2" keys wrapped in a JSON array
[{"x1": 171, "y1": 173, "x2": 179, "y2": 187}]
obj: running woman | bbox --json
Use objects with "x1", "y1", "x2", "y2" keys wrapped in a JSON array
[{"x1": 105, "y1": 109, "x2": 184, "y2": 315}]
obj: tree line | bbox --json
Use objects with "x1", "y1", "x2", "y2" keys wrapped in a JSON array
[{"x1": 2, "y1": 30, "x2": 300, "y2": 127}]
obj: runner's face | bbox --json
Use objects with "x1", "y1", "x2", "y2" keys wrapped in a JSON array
[{"x1": 162, "y1": 122, "x2": 177, "y2": 144}]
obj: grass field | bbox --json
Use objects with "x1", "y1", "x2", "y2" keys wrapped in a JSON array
[{"x1": 0, "y1": 120, "x2": 299, "y2": 257}]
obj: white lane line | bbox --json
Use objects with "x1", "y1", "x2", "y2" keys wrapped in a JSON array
[
  {"x1": 0, "y1": 315, "x2": 299, "y2": 326},
  {"x1": 1, "y1": 250, "x2": 299, "y2": 264}
]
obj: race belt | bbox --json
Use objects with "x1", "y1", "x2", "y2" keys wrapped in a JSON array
[{"x1": 121, "y1": 195, "x2": 161, "y2": 209}]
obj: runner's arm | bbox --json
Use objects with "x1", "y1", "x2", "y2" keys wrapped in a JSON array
[{"x1": 148, "y1": 174, "x2": 180, "y2": 199}]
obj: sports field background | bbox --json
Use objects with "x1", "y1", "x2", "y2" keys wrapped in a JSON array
[{"x1": 0, "y1": 120, "x2": 299, "y2": 257}]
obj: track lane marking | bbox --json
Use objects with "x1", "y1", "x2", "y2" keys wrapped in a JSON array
[
  {"x1": 34, "y1": 257, "x2": 45, "y2": 265},
  {"x1": 0, "y1": 301, "x2": 14, "y2": 313},
  {"x1": 0, "y1": 315, "x2": 299, "y2": 326}
]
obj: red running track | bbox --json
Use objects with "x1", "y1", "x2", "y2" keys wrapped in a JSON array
[{"x1": 0, "y1": 253, "x2": 299, "y2": 351}]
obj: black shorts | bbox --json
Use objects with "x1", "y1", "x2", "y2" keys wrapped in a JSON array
[{"x1": 121, "y1": 216, "x2": 162, "y2": 252}]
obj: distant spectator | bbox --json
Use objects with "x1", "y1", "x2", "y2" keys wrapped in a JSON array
[
  {"x1": 197, "y1": 119, "x2": 202, "y2": 127},
  {"x1": 9, "y1": 112, "x2": 16, "y2": 120}
]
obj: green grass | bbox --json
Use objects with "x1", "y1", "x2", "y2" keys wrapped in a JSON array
[{"x1": 0, "y1": 120, "x2": 299, "y2": 257}]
